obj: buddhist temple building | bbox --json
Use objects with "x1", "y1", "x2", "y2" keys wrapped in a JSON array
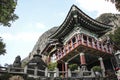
[{"x1": 30, "y1": 5, "x2": 120, "y2": 78}]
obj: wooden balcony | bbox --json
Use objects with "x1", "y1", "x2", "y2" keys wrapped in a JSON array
[{"x1": 55, "y1": 33, "x2": 113, "y2": 61}]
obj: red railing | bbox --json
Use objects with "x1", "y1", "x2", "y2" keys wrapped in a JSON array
[{"x1": 56, "y1": 34, "x2": 113, "y2": 61}]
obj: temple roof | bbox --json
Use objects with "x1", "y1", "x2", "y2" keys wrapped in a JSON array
[{"x1": 50, "y1": 5, "x2": 112, "y2": 39}]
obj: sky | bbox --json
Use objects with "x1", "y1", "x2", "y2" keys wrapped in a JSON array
[{"x1": 0, "y1": 0, "x2": 119, "y2": 66}]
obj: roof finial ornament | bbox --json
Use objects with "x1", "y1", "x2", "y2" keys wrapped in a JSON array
[
  {"x1": 72, "y1": 6, "x2": 76, "y2": 11},
  {"x1": 75, "y1": 27, "x2": 81, "y2": 34}
]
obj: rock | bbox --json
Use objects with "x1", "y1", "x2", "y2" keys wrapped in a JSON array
[
  {"x1": 30, "y1": 27, "x2": 58, "y2": 59},
  {"x1": 22, "y1": 27, "x2": 58, "y2": 66},
  {"x1": 96, "y1": 13, "x2": 120, "y2": 34},
  {"x1": 96, "y1": 13, "x2": 120, "y2": 25}
]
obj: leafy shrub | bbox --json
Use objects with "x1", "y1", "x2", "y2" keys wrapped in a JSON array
[
  {"x1": 92, "y1": 66, "x2": 102, "y2": 72},
  {"x1": 68, "y1": 64, "x2": 78, "y2": 71},
  {"x1": 0, "y1": 73, "x2": 11, "y2": 80},
  {"x1": 48, "y1": 62, "x2": 57, "y2": 71}
]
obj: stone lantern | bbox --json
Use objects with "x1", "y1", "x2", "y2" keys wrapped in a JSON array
[{"x1": 27, "y1": 49, "x2": 47, "y2": 76}]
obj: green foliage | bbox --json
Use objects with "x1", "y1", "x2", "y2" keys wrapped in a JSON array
[
  {"x1": 0, "y1": 73, "x2": 11, "y2": 80},
  {"x1": 109, "y1": 27, "x2": 120, "y2": 47},
  {"x1": 0, "y1": 0, "x2": 18, "y2": 27},
  {"x1": 21, "y1": 61, "x2": 28, "y2": 68},
  {"x1": 106, "y1": 0, "x2": 120, "y2": 11},
  {"x1": 26, "y1": 77, "x2": 36, "y2": 80},
  {"x1": 115, "y1": 0, "x2": 120, "y2": 11},
  {"x1": 96, "y1": 13, "x2": 118, "y2": 24},
  {"x1": 0, "y1": 37, "x2": 6, "y2": 55},
  {"x1": 48, "y1": 62, "x2": 57, "y2": 71},
  {"x1": 92, "y1": 66, "x2": 102, "y2": 72},
  {"x1": 68, "y1": 64, "x2": 78, "y2": 71}
]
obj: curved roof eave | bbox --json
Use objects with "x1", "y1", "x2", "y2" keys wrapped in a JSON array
[
  {"x1": 49, "y1": 5, "x2": 73, "y2": 39},
  {"x1": 50, "y1": 5, "x2": 112, "y2": 39}
]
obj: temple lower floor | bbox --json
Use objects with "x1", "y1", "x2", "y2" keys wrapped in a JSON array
[{"x1": 57, "y1": 52, "x2": 116, "y2": 77}]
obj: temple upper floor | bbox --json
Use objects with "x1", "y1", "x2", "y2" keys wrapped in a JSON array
[{"x1": 40, "y1": 5, "x2": 114, "y2": 57}]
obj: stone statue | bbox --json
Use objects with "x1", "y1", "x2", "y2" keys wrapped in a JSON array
[{"x1": 13, "y1": 55, "x2": 21, "y2": 68}]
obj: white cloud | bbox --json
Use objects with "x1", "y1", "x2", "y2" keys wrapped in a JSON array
[
  {"x1": 0, "y1": 22, "x2": 48, "y2": 43},
  {"x1": 35, "y1": 23, "x2": 46, "y2": 29},
  {"x1": 76, "y1": 0, "x2": 120, "y2": 17},
  {"x1": 53, "y1": 11, "x2": 66, "y2": 18},
  {"x1": 0, "y1": 32, "x2": 42, "y2": 42},
  {"x1": 25, "y1": 22, "x2": 47, "y2": 31},
  {"x1": 58, "y1": 12, "x2": 66, "y2": 17},
  {"x1": 0, "y1": 33, "x2": 13, "y2": 40}
]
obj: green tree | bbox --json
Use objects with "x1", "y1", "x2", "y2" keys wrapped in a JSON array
[
  {"x1": 109, "y1": 27, "x2": 120, "y2": 47},
  {"x1": 0, "y1": 0, "x2": 18, "y2": 55},
  {"x1": 48, "y1": 62, "x2": 57, "y2": 71},
  {"x1": 106, "y1": 0, "x2": 120, "y2": 11},
  {"x1": 0, "y1": 0, "x2": 18, "y2": 27},
  {"x1": 0, "y1": 37, "x2": 6, "y2": 55},
  {"x1": 0, "y1": 73, "x2": 11, "y2": 80},
  {"x1": 68, "y1": 64, "x2": 78, "y2": 71},
  {"x1": 92, "y1": 66, "x2": 102, "y2": 72}
]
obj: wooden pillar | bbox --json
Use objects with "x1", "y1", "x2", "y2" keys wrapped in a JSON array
[
  {"x1": 81, "y1": 34, "x2": 84, "y2": 44},
  {"x1": 47, "y1": 56, "x2": 51, "y2": 64},
  {"x1": 80, "y1": 52, "x2": 86, "y2": 65},
  {"x1": 106, "y1": 45, "x2": 109, "y2": 53},
  {"x1": 60, "y1": 48, "x2": 63, "y2": 57},
  {"x1": 77, "y1": 34, "x2": 80, "y2": 41},
  {"x1": 99, "y1": 57, "x2": 105, "y2": 77},
  {"x1": 79, "y1": 34, "x2": 82, "y2": 44},
  {"x1": 92, "y1": 38, "x2": 95, "y2": 48},
  {"x1": 65, "y1": 62, "x2": 68, "y2": 78},
  {"x1": 66, "y1": 43, "x2": 69, "y2": 52},
  {"x1": 80, "y1": 52, "x2": 87, "y2": 71},
  {"x1": 86, "y1": 35, "x2": 89, "y2": 46},
  {"x1": 71, "y1": 39, "x2": 74, "y2": 49},
  {"x1": 75, "y1": 35, "x2": 78, "y2": 42},
  {"x1": 101, "y1": 42, "x2": 104, "y2": 52},
  {"x1": 63, "y1": 46, "x2": 66, "y2": 55},
  {"x1": 62, "y1": 63, "x2": 65, "y2": 77},
  {"x1": 75, "y1": 35, "x2": 78, "y2": 47},
  {"x1": 55, "y1": 53, "x2": 58, "y2": 60},
  {"x1": 109, "y1": 45, "x2": 112, "y2": 53},
  {"x1": 77, "y1": 34, "x2": 79, "y2": 44},
  {"x1": 97, "y1": 41, "x2": 100, "y2": 50},
  {"x1": 62, "y1": 48, "x2": 64, "y2": 56}
]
